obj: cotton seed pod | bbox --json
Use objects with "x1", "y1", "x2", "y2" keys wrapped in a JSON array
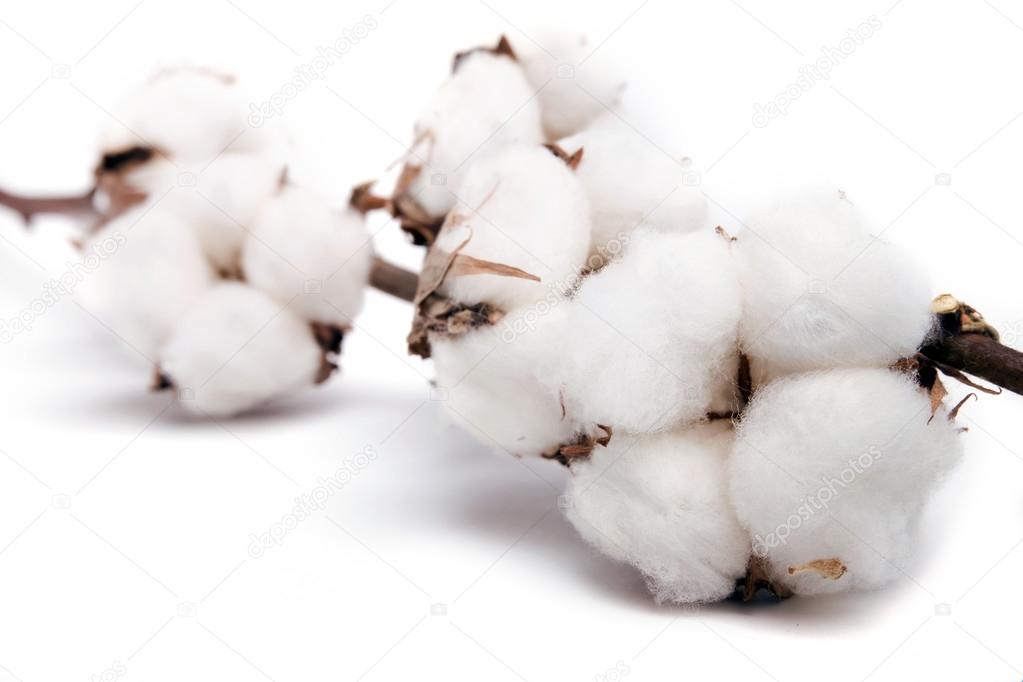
[
  {"x1": 158, "y1": 282, "x2": 322, "y2": 417},
  {"x1": 735, "y1": 186, "x2": 934, "y2": 379},
  {"x1": 76, "y1": 203, "x2": 215, "y2": 359},
  {"x1": 432, "y1": 144, "x2": 591, "y2": 312},
  {"x1": 551, "y1": 229, "x2": 742, "y2": 433},
  {"x1": 565, "y1": 421, "x2": 750, "y2": 604},
  {"x1": 729, "y1": 368, "x2": 964, "y2": 596},
  {"x1": 430, "y1": 305, "x2": 581, "y2": 458},
  {"x1": 515, "y1": 30, "x2": 626, "y2": 139},
  {"x1": 401, "y1": 51, "x2": 544, "y2": 221},
  {"x1": 558, "y1": 118, "x2": 707, "y2": 254},
  {"x1": 241, "y1": 185, "x2": 372, "y2": 328}
]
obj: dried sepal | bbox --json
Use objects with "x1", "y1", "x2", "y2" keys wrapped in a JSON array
[
  {"x1": 542, "y1": 424, "x2": 613, "y2": 467},
  {"x1": 310, "y1": 322, "x2": 347, "y2": 385},
  {"x1": 151, "y1": 368, "x2": 174, "y2": 392},
  {"x1": 715, "y1": 225, "x2": 737, "y2": 243},
  {"x1": 542, "y1": 142, "x2": 584, "y2": 170},
  {"x1": 948, "y1": 393, "x2": 977, "y2": 421},
  {"x1": 349, "y1": 180, "x2": 391, "y2": 214},
  {"x1": 451, "y1": 34, "x2": 517, "y2": 73},
  {"x1": 407, "y1": 294, "x2": 504, "y2": 359},
  {"x1": 927, "y1": 374, "x2": 948, "y2": 422},
  {"x1": 787, "y1": 558, "x2": 847, "y2": 580}
]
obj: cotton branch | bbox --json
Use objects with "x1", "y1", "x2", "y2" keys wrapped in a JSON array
[
  {"x1": 0, "y1": 187, "x2": 98, "y2": 224},
  {"x1": 1, "y1": 182, "x2": 421, "y2": 303},
  {"x1": 369, "y1": 257, "x2": 418, "y2": 302},
  {"x1": 920, "y1": 295, "x2": 1023, "y2": 397}
]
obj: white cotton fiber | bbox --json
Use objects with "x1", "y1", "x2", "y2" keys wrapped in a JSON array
[
  {"x1": 551, "y1": 229, "x2": 741, "y2": 433},
  {"x1": 76, "y1": 203, "x2": 215, "y2": 359},
  {"x1": 132, "y1": 154, "x2": 283, "y2": 273},
  {"x1": 432, "y1": 144, "x2": 591, "y2": 312},
  {"x1": 559, "y1": 119, "x2": 707, "y2": 253},
  {"x1": 565, "y1": 421, "x2": 749, "y2": 604},
  {"x1": 430, "y1": 305, "x2": 579, "y2": 458},
  {"x1": 241, "y1": 185, "x2": 372, "y2": 327},
  {"x1": 729, "y1": 368, "x2": 963, "y2": 595},
  {"x1": 158, "y1": 282, "x2": 321, "y2": 417},
  {"x1": 403, "y1": 51, "x2": 544, "y2": 220},
  {"x1": 735, "y1": 186, "x2": 933, "y2": 378},
  {"x1": 515, "y1": 30, "x2": 626, "y2": 139},
  {"x1": 101, "y1": 69, "x2": 248, "y2": 164}
]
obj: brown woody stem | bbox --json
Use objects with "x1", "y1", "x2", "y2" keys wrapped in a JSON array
[
  {"x1": 0, "y1": 187, "x2": 98, "y2": 224},
  {"x1": 369, "y1": 257, "x2": 418, "y2": 302},
  {"x1": 921, "y1": 332, "x2": 1023, "y2": 397}
]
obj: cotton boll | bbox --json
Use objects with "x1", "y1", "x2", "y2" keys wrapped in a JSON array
[
  {"x1": 736, "y1": 187, "x2": 934, "y2": 377},
  {"x1": 158, "y1": 283, "x2": 321, "y2": 417},
  {"x1": 432, "y1": 144, "x2": 590, "y2": 312},
  {"x1": 241, "y1": 186, "x2": 372, "y2": 327},
  {"x1": 565, "y1": 422, "x2": 749, "y2": 604},
  {"x1": 431, "y1": 305, "x2": 579, "y2": 458},
  {"x1": 729, "y1": 368, "x2": 964, "y2": 595},
  {"x1": 515, "y1": 30, "x2": 626, "y2": 139},
  {"x1": 77, "y1": 203, "x2": 215, "y2": 359},
  {"x1": 402, "y1": 51, "x2": 544, "y2": 220},
  {"x1": 558, "y1": 121, "x2": 707, "y2": 253},
  {"x1": 101, "y1": 69, "x2": 247, "y2": 164},
  {"x1": 551, "y1": 229, "x2": 741, "y2": 433},
  {"x1": 131, "y1": 154, "x2": 283, "y2": 273}
]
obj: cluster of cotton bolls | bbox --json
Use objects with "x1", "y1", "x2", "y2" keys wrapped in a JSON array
[
  {"x1": 386, "y1": 34, "x2": 965, "y2": 604},
  {"x1": 76, "y1": 69, "x2": 373, "y2": 416}
]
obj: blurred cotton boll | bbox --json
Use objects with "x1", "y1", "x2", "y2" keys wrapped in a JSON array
[
  {"x1": 401, "y1": 50, "x2": 544, "y2": 221},
  {"x1": 241, "y1": 185, "x2": 373, "y2": 328},
  {"x1": 158, "y1": 283, "x2": 323, "y2": 417},
  {"x1": 76, "y1": 203, "x2": 215, "y2": 359},
  {"x1": 514, "y1": 29, "x2": 627, "y2": 140}
]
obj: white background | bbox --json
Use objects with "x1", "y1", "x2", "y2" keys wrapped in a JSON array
[{"x1": 2, "y1": 0, "x2": 1023, "y2": 680}]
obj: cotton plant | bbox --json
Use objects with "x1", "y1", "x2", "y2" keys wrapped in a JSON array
[
  {"x1": 4, "y1": 35, "x2": 1023, "y2": 606},
  {"x1": 0, "y1": 68, "x2": 415, "y2": 417},
  {"x1": 351, "y1": 34, "x2": 1023, "y2": 606}
]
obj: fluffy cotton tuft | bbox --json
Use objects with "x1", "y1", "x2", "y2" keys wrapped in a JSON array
[
  {"x1": 550, "y1": 229, "x2": 741, "y2": 433},
  {"x1": 565, "y1": 421, "x2": 750, "y2": 603},
  {"x1": 77, "y1": 203, "x2": 215, "y2": 358},
  {"x1": 242, "y1": 185, "x2": 372, "y2": 327},
  {"x1": 404, "y1": 52, "x2": 544, "y2": 220},
  {"x1": 432, "y1": 144, "x2": 591, "y2": 312},
  {"x1": 515, "y1": 30, "x2": 626, "y2": 139},
  {"x1": 729, "y1": 368, "x2": 963, "y2": 595},
  {"x1": 559, "y1": 119, "x2": 707, "y2": 252},
  {"x1": 430, "y1": 305, "x2": 579, "y2": 458},
  {"x1": 735, "y1": 187, "x2": 933, "y2": 379},
  {"x1": 158, "y1": 283, "x2": 321, "y2": 416}
]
